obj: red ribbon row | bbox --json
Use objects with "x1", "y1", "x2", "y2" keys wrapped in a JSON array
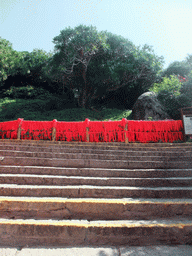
[{"x1": 0, "y1": 119, "x2": 184, "y2": 143}]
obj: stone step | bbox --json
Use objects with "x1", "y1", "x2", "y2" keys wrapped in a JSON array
[
  {"x1": 1, "y1": 149, "x2": 192, "y2": 160},
  {"x1": 0, "y1": 150, "x2": 192, "y2": 164},
  {"x1": 0, "y1": 156, "x2": 191, "y2": 169},
  {"x1": 0, "y1": 174, "x2": 191, "y2": 187},
  {"x1": 0, "y1": 184, "x2": 191, "y2": 198},
  {"x1": 1, "y1": 145, "x2": 192, "y2": 155},
  {"x1": 1, "y1": 166, "x2": 191, "y2": 178},
  {"x1": 0, "y1": 218, "x2": 191, "y2": 246},
  {"x1": 0, "y1": 140, "x2": 191, "y2": 247},
  {"x1": 0, "y1": 140, "x2": 191, "y2": 150},
  {"x1": 0, "y1": 197, "x2": 191, "y2": 220}
]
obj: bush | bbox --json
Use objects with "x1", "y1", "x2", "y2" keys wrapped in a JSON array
[
  {"x1": 2, "y1": 86, "x2": 52, "y2": 99},
  {"x1": 157, "y1": 90, "x2": 186, "y2": 119},
  {"x1": 151, "y1": 75, "x2": 181, "y2": 96},
  {"x1": 150, "y1": 75, "x2": 184, "y2": 119},
  {"x1": 180, "y1": 71, "x2": 192, "y2": 106}
]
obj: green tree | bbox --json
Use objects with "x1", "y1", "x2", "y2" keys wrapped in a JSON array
[
  {"x1": 79, "y1": 31, "x2": 139, "y2": 107},
  {"x1": 18, "y1": 49, "x2": 52, "y2": 85},
  {"x1": 1, "y1": 48, "x2": 53, "y2": 98},
  {"x1": 152, "y1": 54, "x2": 192, "y2": 118},
  {"x1": 150, "y1": 75, "x2": 191, "y2": 119},
  {"x1": 161, "y1": 61, "x2": 190, "y2": 78},
  {"x1": 0, "y1": 37, "x2": 22, "y2": 85},
  {"x1": 150, "y1": 75, "x2": 182, "y2": 96},
  {"x1": 87, "y1": 39, "x2": 164, "y2": 109},
  {"x1": 161, "y1": 53, "x2": 192, "y2": 80},
  {"x1": 47, "y1": 24, "x2": 109, "y2": 108},
  {"x1": 180, "y1": 71, "x2": 192, "y2": 107},
  {"x1": 48, "y1": 26, "x2": 164, "y2": 108}
]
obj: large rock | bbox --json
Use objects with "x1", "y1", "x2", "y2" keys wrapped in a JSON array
[{"x1": 132, "y1": 92, "x2": 170, "y2": 120}]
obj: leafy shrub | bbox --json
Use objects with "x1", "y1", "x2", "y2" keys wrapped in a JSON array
[
  {"x1": 44, "y1": 95, "x2": 69, "y2": 111},
  {"x1": 150, "y1": 75, "x2": 185, "y2": 119},
  {"x1": 2, "y1": 86, "x2": 52, "y2": 99},
  {"x1": 157, "y1": 90, "x2": 186, "y2": 119},
  {"x1": 180, "y1": 71, "x2": 192, "y2": 106},
  {"x1": 24, "y1": 100, "x2": 49, "y2": 112},
  {"x1": 151, "y1": 75, "x2": 181, "y2": 96}
]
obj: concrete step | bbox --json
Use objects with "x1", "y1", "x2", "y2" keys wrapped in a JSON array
[
  {"x1": 0, "y1": 140, "x2": 192, "y2": 150},
  {"x1": 0, "y1": 184, "x2": 191, "y2": 198},
  {"x1": 0, "y1": 174, "x2": 191, "y2": 187},
  {"x1": 1, "y1": 150, "x2": 192, "y2": 161},
  {"x1": 1, "y1": 166, "x2": 192, "y2": 178},
  {"x1": 0, "y1": 197, "x2": 191, "y2": 220},
  {"x1": 1, "y1": 145, "x2": 192, "y2": 156},
  {"x1": 0, "y1": 140, "x2": 191, "y2": 247},
  {"x1": 0, "y1": 156, "x2": 191, "y2": 169},
  {"x1": 0, "y1": 218, "x2": 191, "y2": 246}
]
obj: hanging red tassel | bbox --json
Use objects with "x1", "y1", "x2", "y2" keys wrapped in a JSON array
[
  {"x1": 21, "y1": 121, "x2": 53, "y2": 141},
  {"x1": 0, "y1": 118, "x2": 184, "y2": 143},
  {"x1": 0, "y1": 120, "x2": 18, "y2": 139},
  {"x1": 164, "y1": 132, "x2": 168, "y2": 143}
]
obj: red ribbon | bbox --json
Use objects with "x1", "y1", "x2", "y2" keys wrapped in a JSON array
[
  {"x1": 0, "y1": 119, "x2": 184, "y2": 143},
  {"x1": 0, "y1": 120, "x2": 18, "y2": 139}
]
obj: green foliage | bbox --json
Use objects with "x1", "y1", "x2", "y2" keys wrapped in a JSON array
[
  {"x1": 47, "y1": 26, "x2": 164, "y2": 108},
  {"x1": 150, "y1": 75, "x2": 191, "y2": 119},
  {"x1": 161, "y1": 54, "x2": 192, "y2": 81},
  {"x1": 150, "y1": 75, "x2": 181, "y2": 96},
  {"x1": 0, "y1": 37, "x2": 23, "y2": 83},
  {"x1": 91, "y1": 41, "x2": 164, "y2": 109},
  {"x1": 0, "y1": 97, "x2": 132, "y2": 122},
  {"x1": 156, "y1": 90, "x2": 184, "y2": 119},
  {"x1": 85, "y1": 37, "x2": 164, "y2": 108},
  {"x1": 17, "y1": 49, "x2": 52, "y2": 86},
  {"x1": 180, "y1": 71, "x2": 192, "y2": 106},
  {"x1": 0, "y1": 37, "x2": 53, "y2": 100},
  {"x1": 20, "y1": 49, "x2": 51, "y2": 73},
  {"x1": 162, "y1": 61, "x2": 190, "y2": 78},
  {"x1": 185, "y1": 54, "x2": 192, "y2": 70},
  {"x1": 45, "y1": 25, "x2": 112, "y2": 108},
  {"x1": 156, "y1": 55, "x2": 192, "y2": 118},
  {"x1": 47, "y1": 24, "x2": 109, "y2": 80},
  {"x1": 2, "y1": 86, "x2": 52, "y2": 99}
]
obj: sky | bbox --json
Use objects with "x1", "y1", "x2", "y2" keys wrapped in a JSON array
[{"x1": 0, "y1": 0, "x2": 192, "y2": 70}]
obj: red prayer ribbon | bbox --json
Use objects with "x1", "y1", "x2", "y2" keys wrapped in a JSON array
[
  {"x1": 0, "y1": 120, "x2": 18, "y2": 139},
  {"x1": 0, "y1": 119, "x2": 184, "y2": 143}
]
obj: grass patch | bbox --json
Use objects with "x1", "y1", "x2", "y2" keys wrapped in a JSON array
[{"x1": 0, "y1": 97, "x2": 132, "y2": 122}]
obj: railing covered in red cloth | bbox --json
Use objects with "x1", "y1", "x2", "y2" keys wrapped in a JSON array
[
  {"x1": 127, "y1": 120, "x2": 184, "y2": 143},
  {"x1": 89, "y1": 120, "x2": 125, "y2": 142},
  {"x1": 21, "y1": 120, "x2": 53, "y2": 140},
  {"x1": 0, "y1": 118, "x2": 184, "y2": 143},
  {"x1": 0, "y1": 120, "x2": 18, "y2": 139},
  {"x1": 56, "y1": 121, "x2": 86, "y2": 142}
]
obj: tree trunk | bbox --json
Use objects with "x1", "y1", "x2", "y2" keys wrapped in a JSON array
[
  {"x1": 77, "y1": 61, "x2": 89, "y2": 108},
  {"x1": 79, "y1": 87, "x2": 87, "y2": 108},
  {"x1": 76, "y1": 48, "x2": 93, "y2": 108}
]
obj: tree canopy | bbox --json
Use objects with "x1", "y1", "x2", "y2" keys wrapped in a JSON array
[
  {"x1": 46, "y1": 24, "x2": 110, "y2": 107},
  {"x1": 149, "y1": 55, "x2": 192, "y2": 119},
  {"x1": 17, "y1": 49, "x2": 52, "y2": 87},
  {"x1": 0, "y1": 37, "x2": 23, "y2": 84},
  {"x1": 47, "y1": 25, "x2": 164, "y2": 108},
  {"x1": 161, "y1": 54, "x2": 192, "y2": 79},
  {"x1": 1, "y1": 47, "x2": 52, "y2": 96},
  {"x1": 1, "y1": 27, "x2": 164, "y2": 109}
]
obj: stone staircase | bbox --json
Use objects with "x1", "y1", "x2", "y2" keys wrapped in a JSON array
[{"x1": 0, "y1": 139, "x2": 191, "y2": 247}]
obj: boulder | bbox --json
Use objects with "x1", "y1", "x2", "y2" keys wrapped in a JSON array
[{"x1": 132, "y1": 92, "x2": 170, "y2": 120}]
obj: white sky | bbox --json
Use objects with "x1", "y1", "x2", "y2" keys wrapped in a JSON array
[{"x1": 1, "y1": 0, "x2": 192, "y2": 69}]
